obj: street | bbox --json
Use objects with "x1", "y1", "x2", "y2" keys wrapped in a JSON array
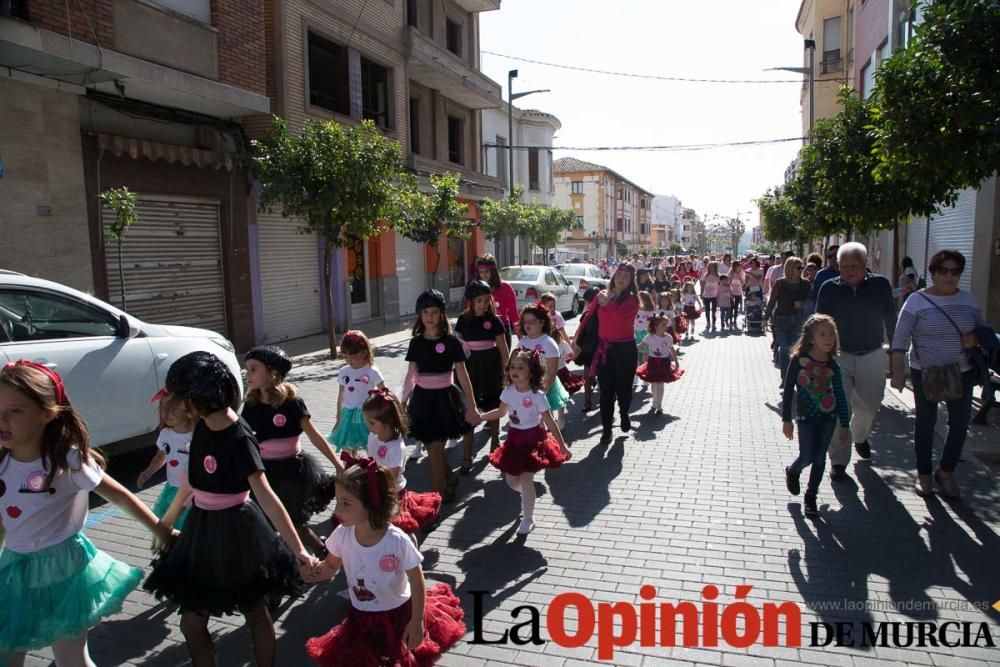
[{"x1": 21, "y1": 319, "x2": 1000, "y2": 666}]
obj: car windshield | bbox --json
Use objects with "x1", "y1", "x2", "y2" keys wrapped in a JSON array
[
  {"x1": 558, "y1": 265, "x2": 587, "y2": 276},
  {"x1": 501, "y1": 267, "x2": 540, "y2": 281}
]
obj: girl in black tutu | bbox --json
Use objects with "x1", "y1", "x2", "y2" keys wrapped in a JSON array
[
  {"x1": 144, "y1": 351, "x2": 317, "y2": 666},
  {"x1": 401, "y1": 289, "x2": 479, "y2": 503},
  {"x1": 637, "y1": 313, "x2": 684, "y2": 415},
  {"x1": 484, "y1": 349, "x2": 571, "y2": 535},
  {"x1": 305, "y1": 458, "x2": 465, "y2": 666},
  {"x1": 242, "y1": 345, "x2": 342, "y2": 556},
  {"x1": 455, "y1": 280, "x2": 509, "y2": 474}
]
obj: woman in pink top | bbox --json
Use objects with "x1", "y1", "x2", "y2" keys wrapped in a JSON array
[
  {"x1": 575, "y1": 264, "x2": 641, "y2": 443},
  {"x1": 700, "y1": 261, "x2": 721, "y2": 332},
  {"x1": 477, "y1": 254, "x2": 519, "y2": 351}
]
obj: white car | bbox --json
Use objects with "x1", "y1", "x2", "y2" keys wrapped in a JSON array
[
  {"x1": 500, "y1": 265, "x2": 579, "y2": 315},
  {"x1": 555, "y1": 263, "x2": 610, "y2": 300},
  {"x1": 0, "y1": 271, "x2": 243, "y2": 453}
]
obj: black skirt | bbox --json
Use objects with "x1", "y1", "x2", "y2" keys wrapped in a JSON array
[
  {"x1": 260, "y1": 452, "x2": 335, "y2": 524},
  {"x1": 144, "y1": 501, "x2": 304, "y2": 615},
  {"x1": 464, "y1": 348, "x2": 504, "y2": 411},
  {"x1": 407, "y1": 385, "x2": 472, "y2": 443}
]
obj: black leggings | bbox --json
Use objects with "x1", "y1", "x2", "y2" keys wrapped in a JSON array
[
  {"x1": 732, "y1": 294, "x2": 743, "y2": 314},
  {"x1": 703, "y1": 297, "x2": 718, "y2": 325},
  {"x1": 597, "y1": 340, "x2": 639, "y2": 429}
]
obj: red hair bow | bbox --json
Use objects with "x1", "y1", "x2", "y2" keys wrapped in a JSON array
[
  {"x1": 3, "y1": 359, "x2": 68, "y2": 405},
  {"x1": 339, "y1": 451, "x2": 382, "y2": 507},
  {"x1": 342, "y1": 330, "x2": 367, "y2": 346},
  {"x1": 367, "y1": 386, "x2": 393, "y2": 402}
]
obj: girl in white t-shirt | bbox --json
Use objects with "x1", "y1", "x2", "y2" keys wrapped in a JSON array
[
  {"x1": 328, "y1": 330, "x2": 387, "y2": 452},
  {"x1": 305, "y1": 459, "x2": 465, "y2": 666},
  {"x1": 0, "y1": 360, "x2": 171, "y2": 664},
  {"x1": 540, "y1": 292, "x2": 585, "y2": 397},
  {"x1": 362, "y1": 387, "x2": 440, "y2": 534},
  {"x1": 681, "y1": 280, "x2": 703, "y2": 340},
  {"x1": 636, "y1": 314, "x2": 685, "y2": 415},
  {"x1": 137, "y1": 394, "x2": 195, "y2": 530},
  {"x1": 483, "y1": 349, "x2": 571, "y2": 535},
  {"x1": 517, "y1": 303, "x2": 570, "y2": 426}
]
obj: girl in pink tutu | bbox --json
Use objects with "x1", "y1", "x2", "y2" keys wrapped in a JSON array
[
  {"x1": 540, "y1": 292, "x2": 585, "y2": 398},
  {"x1": 484, "y1": 349, "x2": 571, "y2": 535},
  {"x1": 305, "y1": 459, "x2": 464, "y2": 667},
  {"x1": 637, "y1": 313, "x2": 684, "y2": 415}
]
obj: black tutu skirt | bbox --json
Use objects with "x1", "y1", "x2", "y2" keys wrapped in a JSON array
[
  {"x1": 407, "y1": 386, "x2": 472, "y2": 443},
  {"x1": 488, "y1": 425, "x2": 568, "y2": 476},
  {"x1": 143, "y1": 501, "x2": 304, "y2": 615},
  {"x1": 683, "y1": 305, "x2": 701, "y2": 320},
  {"x1": 637, "y1": 357, "x2": 684, "y2": 383},
  {"x1": 557, "y1": 367, "x2": 585, "y2": 394},
  {"x1": 259, "y1": 452, "x2": 335, "y2": 524},
  {"x1": 464, "y1": 348, "x2": 503, "y2": 411}
]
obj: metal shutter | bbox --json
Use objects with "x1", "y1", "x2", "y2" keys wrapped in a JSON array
[
  {"x1": 927, "y1": 187, "x2": 977, "y2": 291},
  {"x1": 396, "y1": 232, "x2": 426, "y2": 316},
  {"x1": 103, "y1": 196, "x2": 227, "y2": 335},
  {"x1": 905, "y1": 215, "x2": 928, "y2": 280},
  {"x1": 257, "y1": 212, "x2": 323, "y2": 342}
]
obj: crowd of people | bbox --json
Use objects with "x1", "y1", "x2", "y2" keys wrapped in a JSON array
[{"x1": 0, "y1": 245, "x2": 992, "y2": 667}]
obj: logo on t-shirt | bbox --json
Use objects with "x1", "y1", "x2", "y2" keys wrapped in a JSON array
[
  {"x1": 379, "y1": 555, "x2": 399, "y2": 573},
  {"x1": 361, "y1": 374, "x2": 371, "y2": 384},
  {"x1": 522, "y1": 397, "x2": 534, "y2": 408},
  {"x1": 484, "y1": 321, "x2": 493, "y2": 330},
  {"x1": 203, "y1": 456, "x2": 218, "y2": 474},
  {"x1": 22, "y1": 470, "x2": 48, "y2": 494},
  {"x1": 377, "y1": 445, "x2": 388, "y2": 459},
  {"x1": 273, "y1": 413, "x2": 287, "y2": 427},
  {"x1": 435, "y1": 343, "x2": 446, "y2": 354}
]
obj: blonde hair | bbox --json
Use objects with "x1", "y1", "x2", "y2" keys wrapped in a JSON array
[{"x1": 246, "y1": 374, "x2": 298, "y2": 409}]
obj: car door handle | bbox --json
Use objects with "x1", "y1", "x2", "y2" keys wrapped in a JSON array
[
  {"x1": 155, "y1": 353, "x2": 169, "y2": 361},
  {"x1": 31, "y1": 359, "x2": 57, "y2": 368}
]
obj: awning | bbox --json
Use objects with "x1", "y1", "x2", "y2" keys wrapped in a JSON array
[{"x1": 98, "y1": 133, "x2": 233, "y2": 170}]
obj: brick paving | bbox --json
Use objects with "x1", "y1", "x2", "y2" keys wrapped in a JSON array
[{"x1": 22, "y1": 323, "x2": 1000, "y2": 666}]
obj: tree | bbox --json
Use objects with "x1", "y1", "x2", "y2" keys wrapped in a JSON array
[
  {"x1": 253, "y1": 117, "x2": 413, "y2": 357},
  {"x1": 756, "y1": 186, "x2": 801, "y2": 245},
  {"x1": 479, "y1": 186, "x2": 528, "y2": 242},
  {"x1": 99, "y1": 187, "x2": 138, "y2": 311},
  {"x1": 725, "y1": 217, "x2": 746, "y2": 256},
  {"x1": 397, "y1": 172, "x2": 471, "y2": 279},
  {"x1": 668, "y1": 242, "x2": 683, "y2": 255},
  {"x1": 526, "y1": 205, "x2": 575, "y2": 262},
  {"x1": 615, "y1": 240, "x2": 629, "y2": 258}
]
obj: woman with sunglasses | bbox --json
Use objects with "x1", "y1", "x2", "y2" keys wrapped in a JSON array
[{"x1": 764, "y1": 256, "x2": 812, "y2": 386}]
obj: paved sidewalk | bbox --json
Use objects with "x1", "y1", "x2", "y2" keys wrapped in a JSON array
[{"x1": 24, "y1": 327, "x2": 1000, "y2": 666}]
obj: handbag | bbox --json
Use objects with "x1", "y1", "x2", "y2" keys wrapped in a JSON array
[
  {"x1": 574, "y1": 302, "x2": 600, "y2": 367},
  {"x1": 912, "y1": 292, "x2": 965, "y2": 400}
]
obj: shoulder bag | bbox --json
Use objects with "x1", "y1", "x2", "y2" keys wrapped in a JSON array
[
  {"x1": 574, "y1": 301, "x2": 601, "y2": 367},
  {"x1": 912, "y1": 291, "x2": 964, "y2": 400}
]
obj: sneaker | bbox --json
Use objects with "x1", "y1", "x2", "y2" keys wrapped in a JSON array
[
  {"x1": 803, "y1": 493, "x2": 818, "y2": 517},
  {"x1": 785, "y1": 467, "x2": 801, "y2": 496},
  {"x1": 516, "y1": 518, "x2": 535, "y2": 535},
  {"x1": 830, "y1": 464, "x2": 847, "y2": 481},
  {"x1": 854, "y1": 441, "x2": 872, "y2": 460}
]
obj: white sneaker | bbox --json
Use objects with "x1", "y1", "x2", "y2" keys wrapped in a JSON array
[{"x1": 516, "y1": 518, "x2": 535, "y2": 535}]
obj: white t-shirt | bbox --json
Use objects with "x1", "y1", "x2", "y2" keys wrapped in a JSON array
[
  {"x1": 557, "y1": 339, "x2": 573, "y2": 370},
  {"x1": 551, "y1": 312, "x2": 566, "y2": 330},
  {"x1": 682, "y1": 292, "x2": 697, "y2": 306},
  {"x1": 644, "y1": 333, "x2": 675, "y2": 360},
  {"x1": 0, "y1": 448, "x2": 103, "y2": 553},
  {"x1": 367, "y1": 432, "x2": 406, "y2": 491},
  {"x1": 634, "y1": 310, "x2": 654, "y2": 333},
  {"x1": 501, "y1": 386, "x2": 550, "y2": 430},
  {"x1": 325, "y1": 524, "x2": 423, "y2": 612},
  {"x1": 157, "y1": 427, "x2": 192, "y2": 488},
  {"x1": 338, "y1": 364, "x2": 386, "y2": 410},
  {"x1": 517, "y1": 335, "x2": 559, "y2": 364}
]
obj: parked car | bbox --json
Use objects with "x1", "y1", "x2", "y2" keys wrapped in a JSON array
[
  {"x1": 500, "y1": 265, "x2": 579, "y2": 316},
  {"x1": 0, "y1": 271, "x2": 243, "y2": 453},
  {"x1": 555, "y1": 263, "x2": 609, "y2": 301}
]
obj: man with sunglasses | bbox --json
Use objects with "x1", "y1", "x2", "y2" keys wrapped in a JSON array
[{"x1": 816, "y1": 242, "x2": 897, "y2": 481}]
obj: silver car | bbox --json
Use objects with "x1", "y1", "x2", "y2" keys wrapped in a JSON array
[
  {"x1": 500, "y1": 266, "x2": 579, "y2": 316},
  {"x1": 555, "y1": 263, "x2": 609, "y2": 300}
]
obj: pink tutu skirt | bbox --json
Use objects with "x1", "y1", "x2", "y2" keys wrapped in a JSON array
[
  {"x1": 557, "y1": 367, "x2": 585, "y2": 394},
  {"x1": 306, "y1": 583, "x2": 465, "y2": 666},
  {"x1": 488, "y1": 425, "x2": 568, "y2": 476},
  {"x1": 393, "y1": 489, "x2": 442, "y2": 533},
  {"x1": 675, "y1": 316, "x2": 688, "y2": 333},
  {"x1": 637, "y1": 357, "x2": 684, "y2": 383}
]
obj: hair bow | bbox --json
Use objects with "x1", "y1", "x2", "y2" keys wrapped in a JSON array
[
  {"x1": 343, "y1": 330, "x2": 366, "y2": 346},
  {"x1": 367, "y1": 386, "x2": 393, "y2": 402},
  {"x1": 339, "y1": 451, "x2": 382, "y2": 507},
  {"x1": 4, "y1": 359, "x2": 68, "y2": 405}
]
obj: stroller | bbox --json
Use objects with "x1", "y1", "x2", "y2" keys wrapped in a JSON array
[{"x1": 744, "y1": 292, "x2": 764, "y2": 335}]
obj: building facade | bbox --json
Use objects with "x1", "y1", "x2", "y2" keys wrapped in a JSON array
[{"x1": 794, "y1": 0, "x2": 853, "y2": 137}]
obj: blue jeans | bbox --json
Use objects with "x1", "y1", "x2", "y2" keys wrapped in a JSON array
[
  {"x1": 911, "y1": 368, "x2": 975, "y2": 475},
  {"x1": 774, "y1": 325, "x2": 801, "y2": 380},
  {"x1": 789, "y1": 416, "x2": 837, "y2": 495}
]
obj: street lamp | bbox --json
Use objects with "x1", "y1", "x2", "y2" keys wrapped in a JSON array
[
  {"x1": 505, "y1": 69, "x2": 549, "y2": 264},
  {"x1": 767, "y1": 38, "x2": 816, "y2": 143}
]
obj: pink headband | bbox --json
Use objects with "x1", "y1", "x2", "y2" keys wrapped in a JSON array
[{"x1": 3, "y1": 360, "x2": 68, "y2": 405}]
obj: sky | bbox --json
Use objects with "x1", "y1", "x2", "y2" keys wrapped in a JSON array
[{"x1": 479, "y1": 0, "x2": 807, "y2": 228}]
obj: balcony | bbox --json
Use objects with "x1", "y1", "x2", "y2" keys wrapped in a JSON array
[
  {"x1": 407, "y1": 152, "x2": 503, "y2": 202},
  {"x1": 452, "y1": 0, "x2": 500, "y2": 12},
  {"x1": 404, "y1": 26, "x2": 502, "y2": 110}
]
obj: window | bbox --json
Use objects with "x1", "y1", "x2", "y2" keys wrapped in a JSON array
[
  {"x1": 528, "y1": 148, "x2": 539, "y2": 191},
  {"x1": 616, "y1": 217, "x2": 623, "y2": 231},
  {"x1": 571, "y1": 181, "x2": 583, "y2": 194},
  {"x1": 447, "y1": 116, "x2": 463, "y2": 164},
  {"x1": 0, "y1": 290, "x2": 118, "y2": 341},
  {"x1": 361, "y1": 58, "x2": 390, "y2": 129},
  {"x1": 448, "y1": 238, "x2": 466, "y2": 288},
  {"x1": 575, "y1": 216, "x2": 585, "y2": 230},
  {"x1": 308, "y1": 33, "x2": 350, "y2": 115},
  {"x1": 409, "y1": 98, "x2": 420, "y2": 153},
  {"x1": 496, "y1": 136, "x2": 508, "y2": 186},
  {"x1": 617, "y1": 190, "x2": 623, "y2": 200},
  {"x1": 446, "y1": 19, "x2": 462, "y2": 57},
  {"x1": 822, "y1": 16, "x2": 842, "y2": 72},
  {"x1": 860, "y1": 59, "x2": 874, "y2": 99},
  {"x1": 406, "y1": 0, "x2": 417, "y2": 27},
  {"x1": 544, "y1": 270, "x2": 560, "y2": 286}
]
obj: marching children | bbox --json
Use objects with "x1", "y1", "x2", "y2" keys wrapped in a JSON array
[
  {"x1": 657, "y1": 292, "x2": 682, "y2": 344},
  {"x1": 144, "y1": 352, "x2": 315, "y2": 667},
  {"x1": 0, "y1": 360, "x2": 172, "y2": 666},
  {"x1": 402, "y1": 289, "x2": 479, "y2": 504},
  {"x1": 540, "y1": 293, "x2": 585, "y2": 399},
  {"x1": 637, "y1": 313, "x2": 684, "y2": 414},
  {"x1": 484, "y1": 349, "x2": 571, "y2": 535},
  {"x1": 137, "y1": 394, "x2": 194, "y2": 530},
  {"x1": 634, "y1": 291, "x2": 656, "y2": 390},
  {"x1": 242, "y1": 345, "x2": 342, "y2": 556},
  {"x1": 516, "y1": 303, "x2": 570, "y2": 426},
  {"x1": 455, "y1": 280, "x2": 509, "y2": 475},
  {"x1": 781, "y1": 315, "x2": 851, "y2": 517},
  {"x1": 329, "y1": 331, "x2": 387, "y2": 453},
  {"x1": 363, "y1": 388, "x2": 441, "y2": 534},
  {"x1": 304, "y1": 459, "x2": 465, "y2": 666},
  {"x1": 681, "y1": 279, "x2": 702, "y2": 340}
]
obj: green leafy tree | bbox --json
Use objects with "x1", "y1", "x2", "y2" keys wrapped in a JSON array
[
  {"x1": 615, "y1": 240, "x2": 629, "y2": 258},
  {"x1": 479, "y1": 186, "x2": 532, "y2": 250},
  {"x1": 99, "y1": 187, "x2": 138, "y2": 311},
  {"x1": 668, "y1": 242, "x2": 683, "y2": 254},
  {"x1": 252, "y1": 117, "x2": 413, "y2": 356},
  {"x1": 756, "y1": 186, "x2": 800, "y2": 245},
  {"x1": 526, "y1": 205, "x2": 575, "y2": 263},
  {"x1": 397, "y1": 172, "x2": 471, "y2": 282}
]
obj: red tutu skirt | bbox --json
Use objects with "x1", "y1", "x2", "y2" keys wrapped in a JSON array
[
  {"x1": 557, "y1": 367, "x2": 585, "y2": 394},
  {"x1": 393, "y1": 489, "x2": 442, "y2": 533},
  {"x1": 306, "y1": 583, "x2": 465, "y2": 667},
  {"x1": 637, "y1": 357, "x2": 684, "y2": 383},
  {"x1": 670, "y1": 329, "x2": 682, "y2": 344},
  {"x1": 683, "y1": 305, "x2": 701, "y2": 320},
  {"x1": 674, "y1": 316, "x2": 688, "y2": 333},
  {"x1": 488, "y1": 425, "x2": 568, "y2": 476}
]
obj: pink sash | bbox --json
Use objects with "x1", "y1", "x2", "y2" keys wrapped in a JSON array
[
  {"x1": 259, "y1": 436, "x2": 302, "y2": 460},
  {"x1": 193, "y1": 489, "x2": 250, "y2": 510},
  {"x1": 466, "y1": 340, "x2": 496, "y2": 351},
  {"x1": 416, "y1": 373, "x2": 453, "y2": 390}
]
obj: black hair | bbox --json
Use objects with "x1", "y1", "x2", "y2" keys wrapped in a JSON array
[{"x1": 165, "y1": 351, "x2": 240, "y2": 416}]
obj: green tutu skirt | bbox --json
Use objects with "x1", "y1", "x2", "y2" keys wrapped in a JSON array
[
  {"x1": 152, "y1": 483, "x2": 190, "y2": 531},
  {"x1": 0, "y1": 532, "x2": 142, "y2": 653},
  {"x1": 546, "y1": 377, "x2": 570, "y2": 411},
  {"x1": 327, "y1": 407, "x2": 369, "y2": 451}
]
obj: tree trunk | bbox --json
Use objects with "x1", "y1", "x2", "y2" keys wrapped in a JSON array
[
  {"x1": 324, "y1": 242, "x2": 337, "y2": 360},
  {"x1": 117, "y1": 240, "x2": 127, "y2": 311}
]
